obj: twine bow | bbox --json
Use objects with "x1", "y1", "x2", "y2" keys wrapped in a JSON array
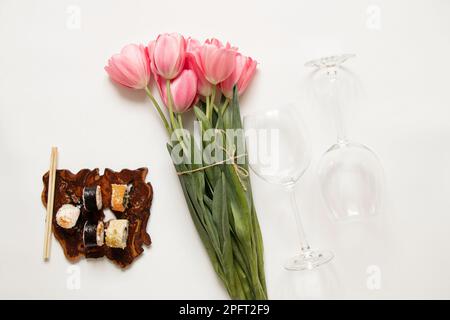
[{"x1": 176, "y1": 148, "x2": 249, "y2": 190}]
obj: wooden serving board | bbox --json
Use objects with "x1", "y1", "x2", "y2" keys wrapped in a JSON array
[{"x1": 42, "y1": 168, "x2": 153, "y2": 268}]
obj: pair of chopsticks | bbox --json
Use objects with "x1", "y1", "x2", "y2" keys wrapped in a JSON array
[{"x1": 43, "y1": 147, "x2": 58, "y2": 261}]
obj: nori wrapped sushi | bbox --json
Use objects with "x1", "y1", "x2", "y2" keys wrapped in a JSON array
[
  {"x1": 83, "y1": 221, "x2": 104, "y2": 248},
  {"x1": 83, "y1": 185, "x2": 102, "y2": 211}
]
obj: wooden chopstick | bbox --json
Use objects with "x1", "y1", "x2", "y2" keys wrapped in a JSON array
[{"x1": 43, "y1": 147, "x2": 58, "y2": 261}]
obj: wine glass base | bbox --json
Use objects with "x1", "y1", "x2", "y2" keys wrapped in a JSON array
[
  {"x1": 284, "y1": 249, "x2": 334, "y2": 271},
  {"x1": 304, "y1": 54, "x2": 355, "y2": 69}
]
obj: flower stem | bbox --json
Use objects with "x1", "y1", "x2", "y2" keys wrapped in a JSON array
[
  {"x1": 206, "y1": 95, "x2": 210, "y2": 121},
  {"x1": 144, "y1": 86, "x2": 171, "y2": 135},
  {"x1": 221, "y1": 98, "x2": 230, "y2": 115},
  {"x1": 208, "y1": 85, "x2": 216, "y2": 121},
  {"x1": 177, "y1": 113, "x2": 183, "y2": 129},
  {"x1": 166, "y1": 79, "x2": 176, "y2": 130},
  {"x1": 177, "y1": 113, "x2": 189, "y2": 151}
]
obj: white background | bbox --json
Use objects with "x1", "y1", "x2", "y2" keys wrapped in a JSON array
[{"x1": 1, "y1": 0, "x2": 449, "y2": 299}]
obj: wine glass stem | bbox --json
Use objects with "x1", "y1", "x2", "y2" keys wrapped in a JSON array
[
  {"x1": 287, "y1": 185, "x2": 310, "y2": 252},
  {"x1": 327, "y1": 68, "x2": 347, "y2": 144}
]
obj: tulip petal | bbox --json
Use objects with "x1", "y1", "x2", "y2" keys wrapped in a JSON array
[
  {"x1": 153, "y1": 33, "x2": 186, "y2": 80},
  {"x1": 105, "y1": 44, "x2": 150, "y2": 89},
  {"x1": 201, "y1": 45, "x2": 236, "y2": 85},
  {"x1": 156, "y1": 69, "x2": 197, "y2": 113},
  {"x1": 220, "y1": 54, "x2": 247, "y2": 98},
  {"x1": 237, "y1": 57, "x2": 257, "y2": 95}
]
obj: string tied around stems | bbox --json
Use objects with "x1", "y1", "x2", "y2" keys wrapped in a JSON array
[{"x1": 176, "y1": 146, "x2": 249, "y2": 190}]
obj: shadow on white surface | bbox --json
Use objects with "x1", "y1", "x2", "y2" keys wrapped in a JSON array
[
  {"x1": 273, "y1": 262, "x2": 341, "y2": 299},
  {"x1": 107, "y1": 77, "x2": 147, "y2": 103}
]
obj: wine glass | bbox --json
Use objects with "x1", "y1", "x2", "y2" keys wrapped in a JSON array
[
  {"x1": 244, "y1": 106, "x2": 334, "y2": 271},
  {"x1": 305, "y1": 54, "x2": 385, "y2": 221}
]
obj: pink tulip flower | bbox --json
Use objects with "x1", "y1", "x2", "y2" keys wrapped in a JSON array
[
  {"x1": 196, "y1": 40, "x2": 237, "y2": 85},
  {"x1": 236, "y1": 57, "x2": 257, "y2": 94},
  {"x1": 151, "y1": 33, "x2": 186, "y2": 80},
  {"x1": 156, "y1": 69, "x2": 198, "y2": 113},
  {"x1": 220, "y1": 54, "x2": 257, "y2": 99},
  {"x1": 186, "y1": 37, "x2": 201, "y2": 53},
  {"x1": 205, "y1": 38, "x2": 224, "y2": 48},
  {"x1": 185, "y1": 38, "x2": 213, "y2": 97},
  {"x1": 186, "y1": 55, "x2": 212, "y2": 97},
  {"x1": 104, "y1": 44, "x2": 151, "y2": 89},
  {"x1": 205, "y1": 38, "x2": 238, "y2": 51}
]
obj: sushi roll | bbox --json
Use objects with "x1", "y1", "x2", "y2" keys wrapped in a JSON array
[
  {"x1": 83, "y1": 186, "x2": 102, "y2": 211},
  {"x1": 105, "y1": 219, "x2": 129, "y2": 249},
  {"x1": 111, "y1": 184, "x2": 130, "y2": 212},
  {"x1": 56, "y1": 204, "x2": 80, "y2": 229},
  {"x1": 83, "y1": 221, "x2": 105, "y2": 248}
]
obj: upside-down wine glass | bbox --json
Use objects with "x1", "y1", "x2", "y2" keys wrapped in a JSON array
[
  {"x1": 244, "y1": 107, "x2": 333, "y2": 271},
  {"x1": 305, "y1": 54, "x2": 384, "y2": 221}
]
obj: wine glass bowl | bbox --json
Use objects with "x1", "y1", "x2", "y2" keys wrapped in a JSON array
[
  {"x1": 306, "y1": 54, "x2": 385, "y2": 222},
  {"x1": 318, "y1": 142, "x2": 384, "y2": 221},
  {"x1": 244, "y1": 107, "x2": 311, "y2": 186},
  {"x1": 244, "y1": 106, "x2": 334, "y2": 271}
]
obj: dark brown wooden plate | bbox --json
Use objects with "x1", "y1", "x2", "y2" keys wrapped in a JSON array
[{"x1": 42, "y1": 168, "x2": 153, "y2": 268}]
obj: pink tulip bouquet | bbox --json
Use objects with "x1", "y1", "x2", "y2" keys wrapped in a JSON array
[{"x1": 105, "y1": 33, "x2": 266, "y2": 300}]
